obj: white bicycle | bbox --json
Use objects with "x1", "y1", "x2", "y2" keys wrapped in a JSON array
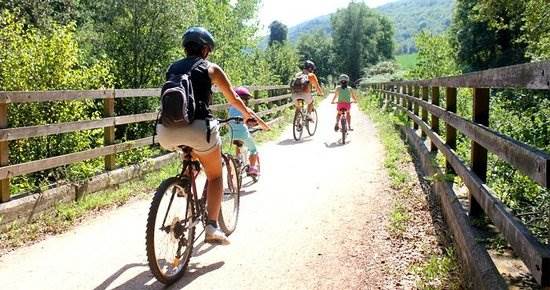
[{"x1": 232, "y1": 127, "x2": 262, "y2": 186}]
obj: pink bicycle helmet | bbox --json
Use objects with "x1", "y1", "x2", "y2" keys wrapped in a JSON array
[{"x1": 234, "y1": 86, "x2": 252, "y2": 98}]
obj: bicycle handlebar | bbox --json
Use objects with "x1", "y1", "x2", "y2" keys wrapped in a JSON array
[{"x1": 218, "y1": 117, "x2": 243, "y2": 124}]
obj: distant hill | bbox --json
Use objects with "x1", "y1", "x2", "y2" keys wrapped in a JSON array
[
  {"x1": 378, "y1": 0, "x2": 454, "y2": 53},
  {"x1": 271, "y1": 0, "x2": 454, "y2": 54},
  {"x1": 287, "y1": 14, "x2": 331, "y2": 43}
]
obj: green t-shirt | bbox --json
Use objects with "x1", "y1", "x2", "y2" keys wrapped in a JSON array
[{"x1": 337, "y1": 86, "x2": 352, "y2": 103}]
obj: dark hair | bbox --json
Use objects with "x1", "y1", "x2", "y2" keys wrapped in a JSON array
[
  {"x1": 184, "y1": 41, "x2": 204, "y2": 56},
  {"x1": 341, "y1": 81, "x2": 348, "y2": 89}
]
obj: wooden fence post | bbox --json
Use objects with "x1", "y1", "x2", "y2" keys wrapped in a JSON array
[
  {"x1": 470, "y1": 87, "x2": 490, "y2": 218},
  {"x1": 398, "y1": 85, "x2": 403, "y2": 106},
  {"x1": 407, "y1": 85, "x2": 413, "y2": 127},
  {"x1": 0, "y1": 102, "x2": 9, "y2": 202},
  {"x1": 413, "y1": 86, "x2": 420, "y2": 130},
  {"x1": 445, "y1": 87, "x2": 457, "y2": 175},
  {"x1": 431, "y1": 87, "x2": 440, "y2": 153},
  {"x1": 104, "y1": 91, "x2": 116, "y2": 171},
  {"x1": 421, "y1": 86, "x2": 429, "y2": 138},
  {"x1": 253, "y1": 89, "x2": 260, "y2": 112}
]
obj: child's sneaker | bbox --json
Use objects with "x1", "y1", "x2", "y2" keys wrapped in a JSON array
[
  {"x1": 334, "y1": 124, "x2": 339, "y2": 132},
  {"x1": 247, "y1": 166, "x2": 260, "y2": 177}
]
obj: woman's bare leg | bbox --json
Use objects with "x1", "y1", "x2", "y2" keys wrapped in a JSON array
[{"x1": 196, "y1": 145, "x2": 223, "y2": 222}]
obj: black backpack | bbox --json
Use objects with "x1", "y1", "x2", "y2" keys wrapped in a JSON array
[
  {"x1": 290, "y1": 72, "x2": 310, "y2": 94},
  {"x1": 159, "y1": 60, "x2": 204, "y2": 128}
]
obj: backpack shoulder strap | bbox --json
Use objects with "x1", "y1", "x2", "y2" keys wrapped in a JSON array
[{"x1": 186, "y1": 59, "x2": 206, "y2": 75}]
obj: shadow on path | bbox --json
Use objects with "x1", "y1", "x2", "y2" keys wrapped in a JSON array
[
  {"x1": 93, "y1": 263, "x2": 160, "y2": 290},
  {"x1": 94, "y1": 260, "x2": 225, "y2": 290},
  {"x1": 277, "y1": 138, "x2": 313, "y2": 146},
  {"x1": 240, "y1": 189, "x2": 257, "y2": 197},
  {"x1": 323, "y1": 141, "x2": 348, "y2": 148}
]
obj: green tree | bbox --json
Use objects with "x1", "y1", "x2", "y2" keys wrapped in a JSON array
[
  {"x1": 296, "y1": 30, "x2": 334, "y2": 83},
  {"x1": 268, "y1": 20, "x2": 288, "y2": 46},
  {"x1": 451, "y1": 0, "x2": 527, "y2": 72},
  {"x1": 521, "y1": 0, "x2": 550, "y2": 60},
  {"x1": 265, "y1": 42, "x2": 300, "y2": 85},
  {"x1": 331, "y1": 2, "x2": 394, "y2": 82},
  {"x1": 410, "y1": 31, "x2": 459, "y2": 79},
  {"x1": 0, "y1": 0, "x2": 79, "y2": 28},
  {"x1": 0, "y1": 11, "x2": 113, "y2": 193},
  {"x1": 99, "y1": 0, "x2": 191, "y2": 88}
]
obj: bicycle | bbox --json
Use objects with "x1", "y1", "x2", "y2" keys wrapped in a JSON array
[
  {"x1": 232, "y1": 127, "x2": 262, "y2": 186},
  {"x1": 145, "y1": 117, "x2": 241, "y2": 285},
  {"x1": 292, "y1": 99, "x2": 318, "y2": 141},
  {"x1": 336, "y1": 108, "x2": 349, "y2": 144}
]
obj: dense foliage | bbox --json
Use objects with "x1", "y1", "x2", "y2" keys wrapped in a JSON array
[
  {"x1": 450, "y1": 0, "x2": 527, "y2": 72},
  {"x1": 0, "y1": 11, "x2": 113, "y2": 192},
  {"x1": 409, "y1": 32, "x2": 459, "y2": 79},
  {"x1": 295, "y1": 30, "x2": 334, "y2": 83},
  {"x1": 331, "y1": 2, "x2": 394, "y2": 82}
]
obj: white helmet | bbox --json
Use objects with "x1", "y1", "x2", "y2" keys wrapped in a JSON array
[{"x1": 339, "y1": 74, "x2": 350, "y2": 82}]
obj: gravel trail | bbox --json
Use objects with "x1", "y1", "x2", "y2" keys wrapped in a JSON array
[{"x1": 0, "y1": 96, "x2": 396, "y2": 290}]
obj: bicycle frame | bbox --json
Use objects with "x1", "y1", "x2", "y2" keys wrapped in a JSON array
[{"x1": 175, "y1": 147, "x2": 208, "y2": 240}]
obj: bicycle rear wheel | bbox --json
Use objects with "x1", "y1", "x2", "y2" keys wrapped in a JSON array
[
  {"x1": 306, "y1": 109, "x2": 318, "y2": 136},
  {"x1": 293, "y1": 110, "x2": 304, "y2": 141},
  {"x1": 218, "y1": 154, "x2": 240, "y2": 235},
  {"x1": 146, "y1": 177, "x2": 195, "y2": 285},
  {"x1": 341, "y1": 116, "x2": 347, "y2": 144}
]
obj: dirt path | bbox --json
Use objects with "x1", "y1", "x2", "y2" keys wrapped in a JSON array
[{"x1": 0, "y1": 96, "x2": 397, "y2": 290}]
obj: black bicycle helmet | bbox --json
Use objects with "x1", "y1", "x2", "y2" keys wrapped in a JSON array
[
  {"x1": 303, "y1": 60, "x2": 316, "y2": 71},
  {"x1": 182, "y1": 27, "x2": 215, "y2": 51}
]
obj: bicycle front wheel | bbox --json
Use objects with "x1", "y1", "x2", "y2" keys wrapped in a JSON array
[
  {"x1": 306, "y1": 109, "x2": 318, "y2": 136},
  {"x1": 146, "y1": 177, "x2": 195, "y2": 285},
  {"x1": 293, "y1": 110, "x2": 304, "y2": 141},
  {"x1": 219, "y1": 154, "x2": 240, "y2": 235}
]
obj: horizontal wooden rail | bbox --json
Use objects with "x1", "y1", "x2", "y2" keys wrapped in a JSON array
[
  {"x1": 249, "y1": 93, "x2": 291, "y2": 105},
  {"x1": 0, "y1": 85, "x2": 289, "y2": 104},
  {"x1": 0, "y1": 137, "x2": 154, "y2": 179},
  {"x1": 256, "y1": 102, "x2": 293, "y2": 117},
  {"x1": 0, "y1": 85, "x2": 291, "y2": 203},
  {"x1": 0, "y1": 90, "x2": 115, "y2": 103},
  {"x1": 395, "y1": 103, "x2": 550, "y2": 284},
  {"x1": 379, "y1": 61, "x2": 550, "y2": 89},
  {"x1": 0, "y1": 91, "x2": 290, "y2": 142},
  {"x1": 0, "y1": 113, "x2": 158, "y2": 141},
  {"x1": 382, "y1": 90, "x2": 550, "y2": 188}
]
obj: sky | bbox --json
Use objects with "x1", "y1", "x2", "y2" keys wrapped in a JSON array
[{"x1": 258, "y1": 0, "x2": 398, "y2": 32}]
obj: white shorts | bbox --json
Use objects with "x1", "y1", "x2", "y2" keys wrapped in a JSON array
[
  {"x1": 293, "y1": 93, "x2": 313, "y2": 105},
  {"x1": 156, "y1": 119, "x2": 221, "y2": 154}
]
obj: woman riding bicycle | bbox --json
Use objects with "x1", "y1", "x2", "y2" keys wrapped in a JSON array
[
  {"x1": 331, "y1": 74, "x2": 358, "y2": 131},
  {"x1": 156, "y1": 27, "x2": 270, "y2": 244},
  {"x1": 228, "y1": 87, "x2": 262, "y2": 177}
]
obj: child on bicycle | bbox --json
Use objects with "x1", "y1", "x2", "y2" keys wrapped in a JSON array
[
  {"x1": 228, "y1": 87, "x2": 263, "y2": 176},
  {"x1": 331, "y1": 74, "x2": 358, "y2": 131}
]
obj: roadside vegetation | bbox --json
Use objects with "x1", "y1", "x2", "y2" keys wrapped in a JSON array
[
  {"x1": 359, "y1": 92, "x2": 461, "y2": 288},
  {"x1": 362, "y1": 0, "x2": 550, "y2": 246}
]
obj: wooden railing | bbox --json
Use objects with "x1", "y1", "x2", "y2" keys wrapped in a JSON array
[
  {"x1": 369, "y1": 61, "x2": 550, "y2": 288},
  {"x1": 0, "y1": 85, "x2": 291, "y2": 203}
]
